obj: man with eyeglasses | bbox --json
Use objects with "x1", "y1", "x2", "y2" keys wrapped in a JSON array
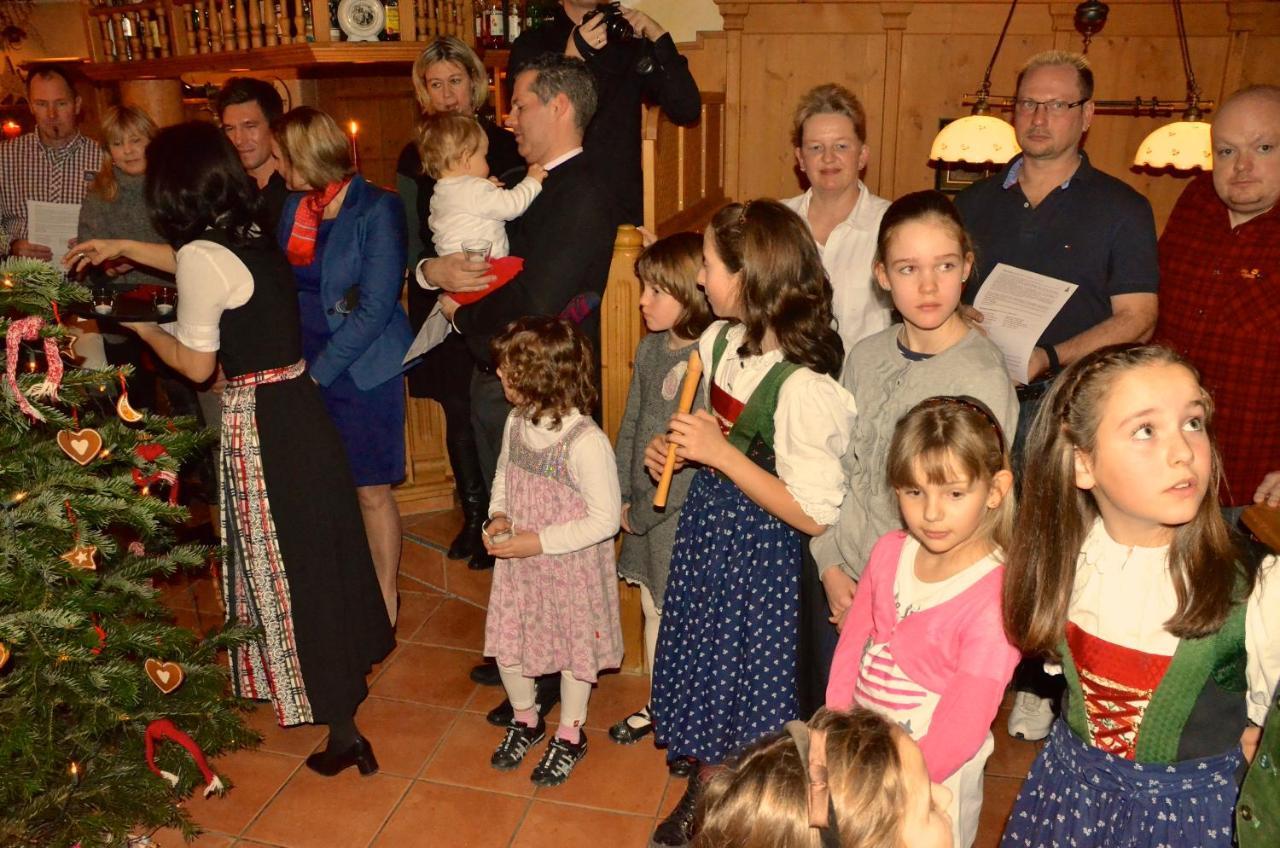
[{"x1": 955, "y1": 50, "x2": 1159, "y2": 743}]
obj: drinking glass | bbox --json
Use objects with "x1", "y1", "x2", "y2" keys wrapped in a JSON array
[
  {"x1": 462, "y1": 239, "x2": 492, "y2": 263},
  {"x1": 152, "y1": 288, "x2": 176, "y2": 316},
  {"x1": 92, "y1": 287, "x2": 116, "y2": 315}
]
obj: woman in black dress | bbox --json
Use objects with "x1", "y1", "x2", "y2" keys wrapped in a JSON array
[
  {"x1": 397, "y1": 36, "x2": 524, "y2": 571},
  {"x1": 67, "y1": 122, "x2": 393, "y2": 777}
]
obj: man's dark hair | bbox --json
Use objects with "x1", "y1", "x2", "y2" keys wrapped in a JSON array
[
  {"x1": 25, "y1": 64, "x2": 82, "y2": 98},
  {"x1": 146, "y1": 122, "x2": 262, "y2": 248},
  {"x1": 213, "y1": 77, "x2": 284, "y2": 124},
  {"x1": 521, "y1": 54, "x2": 598, "y2": 133}
]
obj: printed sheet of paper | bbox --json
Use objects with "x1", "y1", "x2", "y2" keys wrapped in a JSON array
[
  {"x1": 26, "y1": 200, "x2": 81, "y2": 257},
  {"x1": 403, "y1": 303, "x2": 452, "y2": 364},
  {"x1": 972, "y1": 263, "x2": 1078, "y2": 384}
]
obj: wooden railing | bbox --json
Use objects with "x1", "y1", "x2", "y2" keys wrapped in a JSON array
[
  {"x1": 596, "y1": 95, "x2": 727, "y2": 671},
  {"x1": 81, "y1": 0, "x2": 474, "y2": 65},
  {"x1": 644, "y1": 91, "x2": 727, "y2": 237}
]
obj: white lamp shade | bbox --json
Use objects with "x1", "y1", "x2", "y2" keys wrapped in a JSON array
[
  {"x1": 930, "y1": 114, "x2": 1020, "y2": 164},
  {"x1": 1134, "y1": 120, "x2": 1212, "y2": 170}
]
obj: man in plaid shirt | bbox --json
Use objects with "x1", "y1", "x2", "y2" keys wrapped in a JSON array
[
  {"x1": 0, "y1": 65, "x2": 105, "y2": 260},
  {"x1": 1156, "y1": 85, "x2": 1280, "y2": 511}
]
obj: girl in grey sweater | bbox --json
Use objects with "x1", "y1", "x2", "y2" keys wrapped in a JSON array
[
  {"x1": 608, "y1": 233, "x2": 712, "y2": 762},
  {"x1": 811, "y1": 192, "x2": 1018, "y2": 630}
]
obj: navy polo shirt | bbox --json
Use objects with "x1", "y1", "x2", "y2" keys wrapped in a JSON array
[{"x1": 955, "y1": 152, "x2": 1160, "y2": 348}]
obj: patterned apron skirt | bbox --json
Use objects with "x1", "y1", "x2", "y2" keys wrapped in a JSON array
[
  {"x1": 219, "y1": 360, "x2": 313, "y2": 727},
  {"x1": 1002, "y1": 718, "x2": 1243, "y2": 847}
]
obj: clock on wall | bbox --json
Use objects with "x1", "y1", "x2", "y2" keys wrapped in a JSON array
[{"x1": 336, "y1": 0, "x2": 385, "y2": 42}]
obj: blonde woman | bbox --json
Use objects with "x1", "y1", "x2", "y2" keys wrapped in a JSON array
[
  {"x1": 274, "y1": 106, "x2": 413, "y2": 627},
  {"x1": 397, "y1": 37, "x2": 525, "y2": 572},
  {"x1": 77, "y1": 105, "x2": 184, "y2": 410}
]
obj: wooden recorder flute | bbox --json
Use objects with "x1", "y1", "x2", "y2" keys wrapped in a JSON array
[{"x1": 653, "y1": 350, "x2": 703, "y2": 509}]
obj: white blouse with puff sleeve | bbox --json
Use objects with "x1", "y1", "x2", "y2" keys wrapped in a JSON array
[
  {"x1": 697, "y1": 321, "x2": 857, "y2": 527},
  {"x1": 160, "y1": 239, "x2": 254, "y2": 352}
]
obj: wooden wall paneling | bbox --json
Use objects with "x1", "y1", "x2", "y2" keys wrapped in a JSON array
[
  {"x1": 877, "y1": 4, "x2": 913, "y2": 200},
  {"x1": 1074, "y1": 30, "x2": 1229, "y2": 229},
  {"x1": 720, "y1": 3, "x2": 750, "y2": 199},
  {"x1": 1230, "y1": 1, "x2": 1280, "y2": 90},
  {"x1": 683, "y1": 31, "x2": 728, "y2": 94},
  {"x1": 314, "y1": 74, "x2": 417, "y2": 189},
  {"x1": 652, "y1": 118, "x2": 683, "y2": 223},
  {"x1": 680, "y1": 120, "x2": 702, "y2": 223},
  {"x1": 893, "y1": 0, "x2": 1050, "y2": 207},
  {"x1": 706, "y1": 99, "x2": 724, "y2": 212},
  {"x1": 712, "y1": 0, "x2": 1280, "y2": 233}
]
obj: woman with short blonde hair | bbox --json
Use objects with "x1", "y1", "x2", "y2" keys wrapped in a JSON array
[
  {"x1": 410, "y1": 35, "x2": 489, "y2": 115},
  {"x1": 90, "y1": 105, "x2": 159, "y2": 202},
  {"x1": 77, "y1": 104, "x2": 187, "y2": 412},
  {"x1": 396, "y1": 36, "x2": 524, "y2": 572},
  {"x1": 274, "y1": 105, "x2": 414, "y2": 630},
  {"x1": 272, "y1": 107, "x2": 354, "y2": 189}
]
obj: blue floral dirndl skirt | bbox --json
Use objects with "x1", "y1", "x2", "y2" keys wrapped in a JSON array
[
  {"x1": 650, "y1": 467, "x2": 803, "y2": 765},
  {"x1": 1002, "y1": 718, "x2": 1243, "y2": 848}
]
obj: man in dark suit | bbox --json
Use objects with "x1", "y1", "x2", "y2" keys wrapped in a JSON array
[
  {"x1": 509, "y1": 1, "x2": 701, "y2": 224},
  {"x1": 423, "y1": 53, "x2": 619, "y2": 726},
  {"x1": 429, "y1": 54, "x2": 617, "y2": 485}
]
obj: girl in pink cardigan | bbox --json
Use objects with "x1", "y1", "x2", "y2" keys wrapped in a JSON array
[{"x1": 827, "y1": 396, "x2": 1019, "y2": 848}]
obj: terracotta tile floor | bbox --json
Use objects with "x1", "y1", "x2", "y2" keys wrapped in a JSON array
[{"x1": 150, "y1": 508, "x2": 1040, "y2": 848}]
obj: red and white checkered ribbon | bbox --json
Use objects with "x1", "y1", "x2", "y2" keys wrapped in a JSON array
[{"x1": 4, "y1": 315, "x2": 63, "y2": 421}]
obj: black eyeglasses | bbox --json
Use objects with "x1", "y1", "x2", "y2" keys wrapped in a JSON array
[{"x1": 1013, "y1": 98, "x2": 1089, "y2": 115}]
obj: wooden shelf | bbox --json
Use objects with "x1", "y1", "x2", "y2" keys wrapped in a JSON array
[
  {"x1": 88, "y1": 1, "x2": 166, "y2": 17},
  {"x1": 81, "y1": 41, "x2": 433, "y2": 80}
]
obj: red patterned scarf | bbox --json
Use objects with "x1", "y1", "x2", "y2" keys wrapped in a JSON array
[{"x1": 284, "y1": 177, "x2": 350, "y2": 266}]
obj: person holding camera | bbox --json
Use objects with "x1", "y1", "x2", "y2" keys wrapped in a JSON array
[{"x1": 509, "y1": 1, "x2": 701, "y2": 225}]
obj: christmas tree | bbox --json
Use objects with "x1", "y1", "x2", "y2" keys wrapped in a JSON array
[{"x1": 0, "y1": 258, "x2": 259, "y2": 846}]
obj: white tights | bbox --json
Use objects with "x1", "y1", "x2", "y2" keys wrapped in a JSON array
[{"x1": 498, "y1": 665, "x2": 593, "y2": 730}]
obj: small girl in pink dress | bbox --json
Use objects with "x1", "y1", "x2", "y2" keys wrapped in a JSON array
[
  {"x1": 481, "y1": 316, "x2": 623, "y2": 787},
  {"x1": 826, "y1": 396, "x2": 1020, "y2": 848}
]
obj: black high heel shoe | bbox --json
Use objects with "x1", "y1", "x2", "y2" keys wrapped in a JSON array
[{"x1": 305, "y1": 735, "x2": 379, "y2": 777}]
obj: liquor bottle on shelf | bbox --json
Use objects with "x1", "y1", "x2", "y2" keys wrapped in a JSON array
[
  {"x1": 475, "y1": 0, "x2": 505, "y2": 49},
  {"x1": 524, "y1": 0, "x2": 551, "y2": 33},
  {"x1": 380, "y1": 0, "x2": 400, "y2": 40},
  {"x1": 327, "y1": 0, "x2": 342, "y2": 40},
  {"x1": 506, "y1": 0, "x2": 520, "y2": 42},
  {"x1": 118, "y1": 13, "x2": 134, "y2": 60},
  {"x1": 302, "y1": 0, "x2": 316, "y2": 40}
]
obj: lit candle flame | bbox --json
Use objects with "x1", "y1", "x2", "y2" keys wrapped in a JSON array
[{"x1": 349, "y1": 120, "x2": 358, "y2": 137}]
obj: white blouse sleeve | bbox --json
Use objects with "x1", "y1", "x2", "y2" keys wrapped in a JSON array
[
  {"x1": 488, "y1": 413, "x2": 516, "y2": 518},
  {"x1": 1246, "y1": 553, "x2": 1280, "y2": 725},
  {"x1": 774, "y1": 371, "x2": 858, "y2": 526},
  {"x1": 539, "y1": 426, "x2": 621, "y2": 555},
  {"x1": 162, "y1": 240, "x2": 254, "y2": 352}
]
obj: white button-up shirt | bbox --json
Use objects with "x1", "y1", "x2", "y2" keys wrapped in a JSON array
[{"x1": 785, "y1": 182, "x2": 892, "y2": 355}]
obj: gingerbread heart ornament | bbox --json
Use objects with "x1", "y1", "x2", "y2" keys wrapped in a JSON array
[
  {"x1": 57, "y1": 428, "x2": 103, "y2": 466},
  {"x1": 144, "y1": 658, "x2": 185, "y2": 694}
]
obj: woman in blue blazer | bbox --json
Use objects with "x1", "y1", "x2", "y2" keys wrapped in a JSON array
[{"x1": 275, "y1": 107, "x2": 413, "y2": 627}]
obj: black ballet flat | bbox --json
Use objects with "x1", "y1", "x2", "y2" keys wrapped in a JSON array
[
  {"x1": 305, "y1": 735, "x2": 379, "y2": 777},
  {"x1": 608, "y1": 706, "x2": 654, "y2": 745}
]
